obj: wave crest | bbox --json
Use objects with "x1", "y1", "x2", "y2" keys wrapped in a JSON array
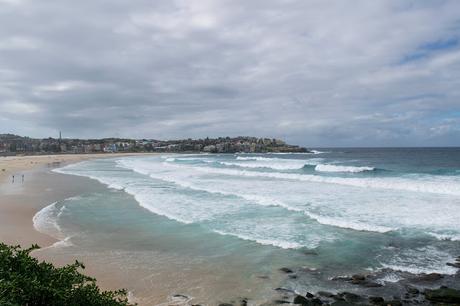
[{"x1": 315, "y1": 164, "x2": 375, "y2": 173}]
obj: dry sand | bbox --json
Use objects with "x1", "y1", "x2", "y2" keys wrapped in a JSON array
[{"x1": 0, "y1": 153, "x2": 153, "y2": 184}]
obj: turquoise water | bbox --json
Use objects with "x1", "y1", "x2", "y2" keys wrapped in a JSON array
[{"x1": 35, "y1": 149, "x2": 460, "y2": 303}]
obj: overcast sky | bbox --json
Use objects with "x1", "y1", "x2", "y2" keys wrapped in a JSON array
[{"x1": 1, "y1": 0, "x2": 459, "y2": 146}]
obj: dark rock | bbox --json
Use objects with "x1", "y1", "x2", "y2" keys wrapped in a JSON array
[
  {"x1": 332, "y1": 296, "x2": 345, "y2": 301},
  {"x1": 274, "y1": 287, "x2": 296, "y2": 294},
  {"x1": 351, "y1": 274, "x2": 367, "y2": 284},
  {"x1": 339, "y1": 292, "x2": 361, "y2": 303},
  {"x1": 362, "y1": 281, "x2": 383, "y2": 288},
  {"x1": 218, "y1": 304, "x2": 234, "y2": 306},
  {"x1": 273, "y1": 300, "x2": 291, "y2": 304},
  {"x1": 239, "y1": 298, "x2": 248, "y2": 306},
  {"x1": 386, "y1": 300, "x2": 402, "y2": 306},
  {"x1": 351, "y1": 274, "x2": 366, "y2": 281},
  {"x1": 292, "y1": 295, "x2": 322, "y2": 306},
  {"x1": 424, "y1": 287, "x2": 460, "y2": 303},
  {"x1": 293, "y1": 295, "x2": 310, "y2": 305},
  {"x1": 288, "y1": 274, "x2": 298, "y2": 279},
  {"x1": 173, "y1": 294, "x2": 189, "y2": 299},
  {"x1": 279, "y1": 267, "x2": 294, "y2": 274},
  {"x1": 406, "y1": 286, "x2": 419, "y2": 295},
  {"x1": 303, "y1": 250, "x2": 319, "y2": 256},
  {"x1": 414, "y1": 272, "x2": 443, "y2": 282},
  {"x1": 402, "y1": 299, "x2": 412, "y2": 304},
  {"x1": 317, "y1": 291, "x2": 335, "y2": 298},
  {"x1": 306, "y1": 292, "x2": 315, "y2": 298},
  {"x1": 348, "y1": 273, "x2": 382, "y2": 287},
  {"x1": 331, "y1": 276, "x2": 352, "y2": 281},
  {"x1": 368, "y1": 296, "x2": 385, "y2": 304},
  {"x1": 311, "y1": 298, "x2": 323, "y2": 305},
  {"x1": 447, "y1": 262, "x2": 460, "y2": 268},
  {"x1": 330, "y1": 301, "x2": 356, "y2": 306}
]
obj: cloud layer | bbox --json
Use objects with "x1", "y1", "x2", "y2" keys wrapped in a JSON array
[{"x1": 1, "y1": 0, "x2": 460, "y2": 146}]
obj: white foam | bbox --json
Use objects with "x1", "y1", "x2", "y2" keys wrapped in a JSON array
[
  {"x1": 125, "y1": 187, "x2": 194, "y2": 224},
  {"x1": 315, "y1": 164, "x2": 375, "y2": 173},
  {"x1": 219, "y1": 161, "x2": 306, "y2": 170},
  {"x1": 428, "y1": 232, "x2": 460, "y2": 241},
  {"x1": 32, "y1": 202, "x2": 63, "y2": 239},
  {"x1": 56, "y1": 157, "x2": 460, "y2": 254},
  {"x1": 304, "y1": 212, "x2": 395, "y2": 233},
  {"x1": 49, "y1": 236, "x2": 74, "y2": 248},
  {"x1": 376, "y1": 272, "x2": 403, "y2": 284},
  {"x1": 116, "y1": 159, "x2": 306, "y2": 214},
  {"x1": 229, "y1": 156, "x2": 321, "y2": 170},
  {"x1": 127, "y1": 162, "x2": 395, "y2": 234},
  {"x1": 213, "y1": 230, "x2": 303, "y2": 249},
  {"x1": 310, "y1": 150, "x2": 328, "y2": 154},
  {"x1": 33, "y1": 202, "x2": 73, "y2": 249},
  {"x1": 380, "y1": 246, "x2": 458, "y2": 275},
  {"x1": 174, "y1": 164, "x2": 460, "y2": 196},
  {"x1": 116, "y1": 158, "x2": 460, "y2": 235}
]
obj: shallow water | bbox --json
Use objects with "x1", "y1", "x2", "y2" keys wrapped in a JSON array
[{"x1": 34, "y1": 148, "x2": 460, "y2": 304}]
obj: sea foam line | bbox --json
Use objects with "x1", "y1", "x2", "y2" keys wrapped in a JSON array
[
  {"x1": 379, "y1": 246, "x2": 458, "y2": 275},
  {"x1": 314, "y1": 164, "x2": 375, "y2": 173},
  {"x1": 163, "y1": 163, "x2": 460, "y2": 196},
  {"x1": 213, "y1": 230, "x2": 303, "y2": 249},
  {"x1": 32, "y1": 201, "x2": 73, "y2": 249},
  {"x1": 117, "y1": 160, "x2": 397, "y2": 234},
  {"x1": 57, "y1": 161, "x2": 312, "y2": 249},
  {"x1": 304, "y1": 212, "x2": 394, "y2": 233}
]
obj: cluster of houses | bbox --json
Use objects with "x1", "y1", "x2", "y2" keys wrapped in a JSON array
[{"x1": 0, "y1": 134, "x2": 308, "y2": 155}]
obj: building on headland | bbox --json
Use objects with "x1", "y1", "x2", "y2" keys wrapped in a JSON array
[{"x1": 0, "y1": 134, "x2": 310, "y2": 155}]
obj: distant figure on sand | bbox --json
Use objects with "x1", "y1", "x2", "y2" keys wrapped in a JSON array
[
  {"x1": 22, "y1": 174, "x2": 24, "y2": 183},
  {"x1": 12, "y1": 175, "x2": 14, "y2": 183}
]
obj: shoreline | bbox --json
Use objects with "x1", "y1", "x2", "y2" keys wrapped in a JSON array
[
  {"x1": 0, "y1": 153, "x2": 159, "y2": 250},
  {"x1": 0, "y1": 153, "x2": 286, "y2": 305},
  {"x1": 2, "y1": 153, "x2": 460, "y2": 305},
  {"x1": 0, "y1": 153, "x2": 163, "y2": 304},
  {"x1": 0, "y1": 153, "x2": 160, "y2": 184}
]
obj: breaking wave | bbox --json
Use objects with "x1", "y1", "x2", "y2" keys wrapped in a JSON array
[
  {"x1": 315, "y1": 164, "x2": 375, "y2": 173},
  {"x1": 32, "y1": 201, "x2": 73, "y2": 249}
]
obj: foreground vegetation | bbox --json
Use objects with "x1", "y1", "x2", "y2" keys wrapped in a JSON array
[{"x1": 0, "y1": 243, "x2": 134, "y2": 306}]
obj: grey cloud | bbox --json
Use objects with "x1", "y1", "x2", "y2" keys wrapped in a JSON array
[{"x1": 1, "y1": 0, "x2": 460, "y2": 146}]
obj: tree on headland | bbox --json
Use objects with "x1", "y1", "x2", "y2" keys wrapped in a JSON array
[{"x1": 0, "y1": 243, "x2": 135, "y2": 306}]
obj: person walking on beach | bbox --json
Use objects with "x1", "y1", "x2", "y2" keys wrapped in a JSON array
[
  {"x1": 12, "y1": 175, "x2": 14, "y2": 183},
  {"x1": 22, "y1": 174, "x2": 24, "y2": 183}
]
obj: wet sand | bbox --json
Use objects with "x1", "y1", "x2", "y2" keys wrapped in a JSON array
[
  {"x1": 0, "y1": 153, "x2": 156, "y2": 245},
  {"x1": 0, "y1": 153, "x2": 160, "y2": 303}
]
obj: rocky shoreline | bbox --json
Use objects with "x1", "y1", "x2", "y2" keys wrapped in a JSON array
[{"x1": 207, "y1": 256, "x2": 460, "y2": 305}]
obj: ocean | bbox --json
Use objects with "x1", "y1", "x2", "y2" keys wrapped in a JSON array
[{"x1": 34, "y1": 148, "x2": 460, "y2": 304}]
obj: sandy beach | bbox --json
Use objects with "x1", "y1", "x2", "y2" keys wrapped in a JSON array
[
  {"x1": 0, "y1": 153, "x2": 155, "y2": 252},
  {"x1": 0, "y1": 153, "x2": 157, "y2": 184},
  {"x1": 0, "y1": 153, "x2": 162, "y2": 303},
  {"x1": 0, "y1": 153, "x2": 285, "y2": 305}
]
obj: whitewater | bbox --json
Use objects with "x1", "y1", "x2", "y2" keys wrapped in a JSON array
[{"x1": 50, "y1": 148, "x2": 460, "y2": 278}]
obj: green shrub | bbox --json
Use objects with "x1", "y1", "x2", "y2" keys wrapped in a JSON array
[{"x1": 0, "y1": 243, "x2": 134, "y2": 306}]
